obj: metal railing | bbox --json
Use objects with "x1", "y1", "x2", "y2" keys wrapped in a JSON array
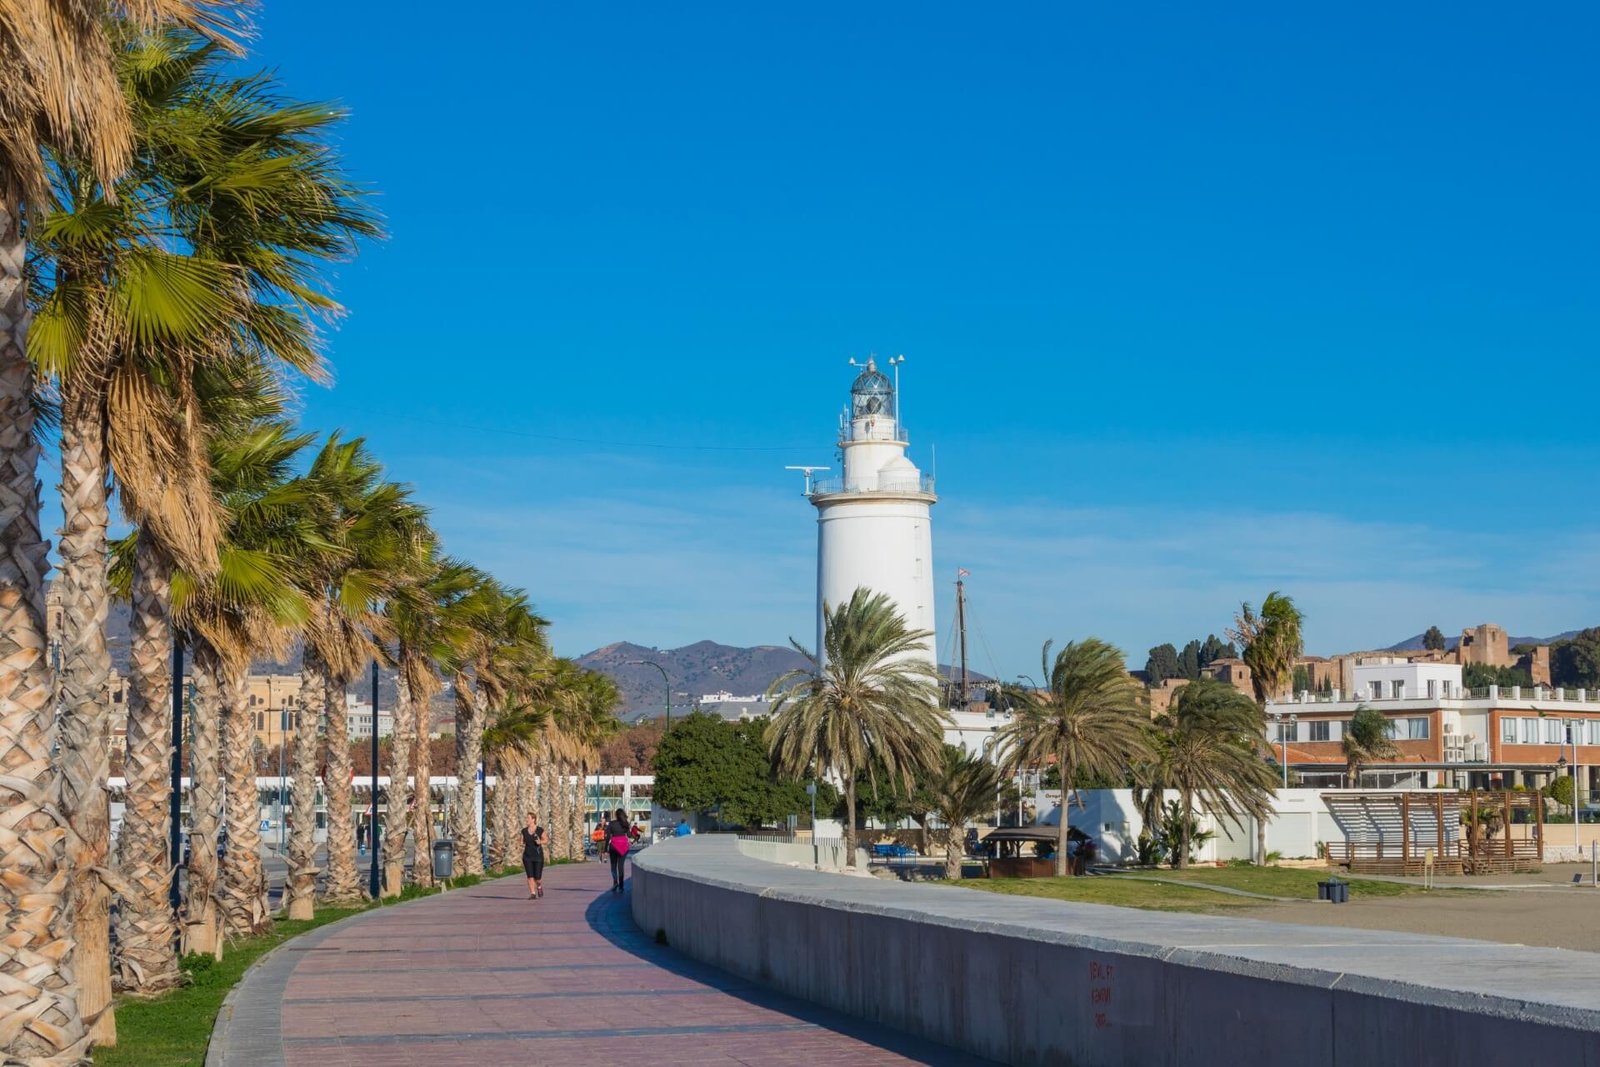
[{"x1": 811, "y1": 473, "x2": 935, "y2": 497}]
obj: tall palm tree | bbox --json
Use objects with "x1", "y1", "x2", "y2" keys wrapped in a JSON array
[
  {"x1": 997, "y1": 638, "x2": 1149, "y2": 876},
  {"x1": 1342, "y1": 704, "x2": 1400, "y2": 787},
  {"x1": 766, "y1": 588, "x2": 947, "y2": 868},
  {"x1": 1229, "y1": 591, "x2": 1305, "y2": 861},
  {"x1": 47, "y1": 29, "x2": 374, "y2": 1006},
  {"x1": 924, "y1": 745, "x2": 1000, "y2": 880},
  {"x1": 176, "y1": 418, "x2": 320, "y2": 946},
  {"x1": 1155, "y1": 679, "x2": 1278, "y2": 868},
  {"x1": 6, "y1": 14, "x2": 239, "y2": 1045},
  {"x1": 449, "y1": 582, "x2": 549, "y2": 874},
  {"x1": 288, "y1": 436, "x2": 421, "y2": 906}
]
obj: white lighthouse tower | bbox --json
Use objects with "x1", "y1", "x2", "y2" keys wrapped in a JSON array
[{"x1": 807, "y1": 358, "x2": 937, "y2": 666}]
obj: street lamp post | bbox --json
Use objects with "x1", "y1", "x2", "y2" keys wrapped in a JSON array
[
  {"x1": 169, "y1": 637, "x2": 185, "y2": 914},
  {"x1": 806, "y1": 782, "x2": 818, "y2": 867},
  {"x1": 1271, "y1": 711, "x2": 1298, "y2": 790},
  {"x1": 629, "y1": 660, "x2": 672, "y2": 726},
  {"x1": 368, "y1": 660, "x2": 380, "y2": 899}
]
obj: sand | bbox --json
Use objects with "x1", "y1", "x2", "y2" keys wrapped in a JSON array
[{"x1": 1235, "y1": 864, "x2": 1600, "y2": 953}]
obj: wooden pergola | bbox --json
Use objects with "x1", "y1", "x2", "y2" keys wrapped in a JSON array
[{"x1": 1322, "y1": 790, "x2": 1544, "y2": 876}]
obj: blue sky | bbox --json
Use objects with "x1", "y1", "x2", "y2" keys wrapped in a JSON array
[{"x1": 95, "y1": 2, "x2": 1600, "y2": 677}]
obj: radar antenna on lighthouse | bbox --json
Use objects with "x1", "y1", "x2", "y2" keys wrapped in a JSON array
[{"x1": 783, "y1": 466, "x2": 828, "y2": 495}]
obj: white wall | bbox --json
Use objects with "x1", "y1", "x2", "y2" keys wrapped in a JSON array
[
  {"x1": 1044, "y1": 788, "x2": 1339, "y2": 863},
  {"x1": 1351, "y1": 659, "x2": 1463, "y2": 702},
  {"x1": 815, "y1": 497, "x2": 935, "y2": 662}
]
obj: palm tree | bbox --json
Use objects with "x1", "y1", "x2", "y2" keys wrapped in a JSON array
[
  {"x1": 766, "y1": 588, "x2": 947, "y2": 868},
  {"x1": 176, "y1": 417, "x2": 323, "y2": 947},
  {"x1": 448, "y1": 583, "x2": 549, "y2": 874},
  {"x1": 1156, "y1": 679, "x2": 1278, "y2": 869},
  {"x1": 924, "y1": 746, "x2": 1000, "y2": 880},
  {"x1": 997, "y1": 638, "x2": 1149, "y2": 876},
  {"x1": 286, "y1": 436, "x2": 422, "y2": 906},
  {"x1": 1229, "y1": 591, "x2": 1305, "y2": 862},
  {"x1": 1342, "y1": 704, "x2": 1400, "y2": 787},
  {"x1": 3, "y1": 22, "x2": 245, "y2": 1037}
]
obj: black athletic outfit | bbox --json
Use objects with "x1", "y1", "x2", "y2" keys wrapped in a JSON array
[
  {"x1": 606, "y1": 817, "x2": 631, "y2": 890},
  {"x1": 521, "y1": 826, "x2": 545, "y2": 880}
]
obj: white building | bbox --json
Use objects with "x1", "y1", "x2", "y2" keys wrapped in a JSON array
[
  {"x1": 345, "y1": 694, "x2": 393, "y2": 741},
  {"x1": 807, "y1": 358, "x2": 937, "y2": 666},
  {"x1": 1349, "y1": 657, "x2": 1463, "y2": 702}
]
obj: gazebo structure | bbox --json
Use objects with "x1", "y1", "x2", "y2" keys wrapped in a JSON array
[{"x1": 1322, "y1": 790, "x2": 1544, "y2": 875}]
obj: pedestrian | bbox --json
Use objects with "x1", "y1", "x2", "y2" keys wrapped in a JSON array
[
  {"x1": 673, "y1": 818, "x2": 692, "y2": 838},
  {"x1": 590, "y1": 822, "x2": 605, "y2": 861},
  {"x1": 605, "y1": 807, "x2": 633, "y2": 893},
  {"x1": 521, "y1": 813, "x2": 546, "y2": 900}
]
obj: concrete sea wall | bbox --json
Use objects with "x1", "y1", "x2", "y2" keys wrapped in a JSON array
[{"x1": 631, "y1": 835, "x2": 1600, "y2": 1066}]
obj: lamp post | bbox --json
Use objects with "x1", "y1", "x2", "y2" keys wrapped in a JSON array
[
  {"x1": 629, "y1": 660, "x2": 672, "y2": 726},
  {"x1": 1270, "y1": 711, "x2": 1298, "y2": 790},
  {"x1": 806, "y1": 782, "x2": 818, "y2": 867},
  {"x1": 368, "y1": 660, "x2": 380, "y2": 899},
  {"x1": 169, "y1": 637, "x2": 185, "y2": 914}
]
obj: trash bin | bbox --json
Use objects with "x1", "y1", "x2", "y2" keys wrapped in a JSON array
[
  {"x1": 1327, "y1": 879, "x2": 1349, "y2": 904},
  {"x1": 431, "y1": 839, "x2": 455, "y2": 880},
  {"x1": 1317, "y1": 880, "x2": 1331, "y2": 901}
]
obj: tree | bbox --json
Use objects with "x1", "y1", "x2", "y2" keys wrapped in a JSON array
[
  {"x1": 1154, "y1": 680, "x2": 1277, "y2": 869},
  {"x1": 1229, "y1": 592, "x2": 1304, "y2": 863},
  {"x1": 1291, "y1": 665, "x2": 1311, "y2": 695},
  {"x1": 1178, "y1": 640, "x2": 1202, "y2": 681},
  {"x1": 766, "y1": 588, "x2": 948, "y2": 867},
  {"x1": 997, "y1": 638, "x2": 1150, "y2": 876},
  {"x1": 922, "y1": 746, "x2": 1000, "y2": 879},
  {"x1": 1423, "y1": 626, "x2": 1447, "y2": 652},
  {"x1": 1550, "y1": 628, "x2": 1600, "y2": 690},
  {"x1": 1198, "y1": 634, "x2": 1235, "y2": 669},
  {"x1": 1143, "y1": 643, "x2": 1181, "y2": 684},
  {"x1": 1463, "y1": 663, "x2": 1531, "y2": 691},
  {"x1": 597, "y1": 719, "x2": 666, "y2": 774},
  {"x1": 1342, "y1": 705, "x2": 1400, "y2": 786},
  {"x1": 655, "y1": 713, "x2": 821, "y2": 828}
]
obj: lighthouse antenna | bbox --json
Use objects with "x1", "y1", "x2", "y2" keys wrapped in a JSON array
[{"x1": 784, "y1": 465, "x2": 829, "y2": 495}]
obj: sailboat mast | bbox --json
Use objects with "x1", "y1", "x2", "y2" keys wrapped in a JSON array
[{"x1": 956, "y1": 575, "x2": 968, "y2": 710}]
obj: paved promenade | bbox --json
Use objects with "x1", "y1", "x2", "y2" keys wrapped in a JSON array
[{"x1": 212, "y1": 855, "x2": 980, "y2": 1066}]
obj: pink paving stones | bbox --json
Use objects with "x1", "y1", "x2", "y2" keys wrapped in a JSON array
[{"x1": 221, "y1": 858, "x2": 986, "y2": 1066}]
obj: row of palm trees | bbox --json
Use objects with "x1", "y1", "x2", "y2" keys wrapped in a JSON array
[
  {"x1": 1, "y1": 11, "x2": 620, "y2": 1063},
  {"x1": 766, "y1": 589, "x2": 1306, "y2": 878}
]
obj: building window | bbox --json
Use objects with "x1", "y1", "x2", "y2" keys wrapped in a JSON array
[
  {"x1": 1442, "y1": 680, "x2": 1453, "y2": 698},
  {"x1": 1370, "y1": 681, "x2": 1384, "y2": 699},
  {"x1": 1406, "y1": 717, "x2": 1429, "y2": 740},
  {"x1": 1502, "y1": 718, "x2": 1517, "y2": 744},
  {"x1": 1521, "y1": 718, "x2": 1541, "y2": 744},
  {"x1": 1547, "y1": 719, "x2": 1564, "y2": 744},
  {"x1": 1427, "y1": 679, "x2": 1437, "y2": 699},
  {"x1": 1391, "y1": 681, "x2": 1405, "y2": 699},
  {"x1": 1310, "y1": 720, "x2": 1330, "y2": 742}
]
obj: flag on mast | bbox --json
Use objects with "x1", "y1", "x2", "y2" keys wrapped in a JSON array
[{"x1": 956, "y1": 568, "x2": 971, "y2": 578}]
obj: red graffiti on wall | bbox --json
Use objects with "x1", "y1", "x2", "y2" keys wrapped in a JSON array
[{"x1": 1088, "y1": 960, "x2": 1114, "y2": 1029}]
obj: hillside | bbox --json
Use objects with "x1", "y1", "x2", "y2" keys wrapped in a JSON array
[{"x1": 577, "y1": 640, "x2": 810, "y2": 717}]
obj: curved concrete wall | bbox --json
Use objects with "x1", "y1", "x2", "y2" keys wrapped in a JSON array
[{"x1": 632, "y1": 836, "x2": 1600, "y2": 1066}]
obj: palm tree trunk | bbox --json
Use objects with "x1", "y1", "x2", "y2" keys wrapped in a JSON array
[
  {"x1": 1056, "y1": 751, "x2": 1072, "y2": 877},
  {"x1": 55, "y1": 377, "x2": 118, "y2": 1044},
  {"x1": 322, "y1": 665, "x2": 360, "y2": 903},
  {"x1": 450, "y1": 677, "x2": 484, "y2": 875},
  {"x1": 0, "y1": 186, "x2": 91, "y2": 1063},
  {"x1": 382, "y1": 669, "x2": 414, "y2": 897},
  {"x1": 943, "y1": 822, "x2": 963, "y2": 880},
  {"x1": 520, "y1": 760, "x2": 538, "y2": 865},
  {"x1": 844, "y1": 775, "x2": 858, "y2": 868},
  {"x1": 113, "y1": 534, "x2": 182, "y2": 994},
  {"x1": 486, "y1": 754, "x2": 510, "y2": 871},
  {"x1": 1178, "y1": 789, "x2": 1192, "y2": 870},
  {"x1": 219, "y1": 657, "x2": 270, "y2": 940},
  {"x1": 549, "y1": 764, "x2": 567, "y2": 861},
  {"x1": 570, "y1": 764, "x2": 585, "y2": 862},
  {"x1": 185, "y1": 644, "x2": 225, "y2": 957},
  {"x1": 284, "y1": 661, "x2": 322, "y2": 920},
  {"x1": 536, "y1": 753, "x2": 554, "y2": 861},
  {"x1": 410, "y1": 717, "x2": 434, "y2": 888}
]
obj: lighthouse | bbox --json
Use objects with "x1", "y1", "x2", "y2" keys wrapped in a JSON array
[{"x1": 807, "y1": 359, "x2": 937, "y2": 666}]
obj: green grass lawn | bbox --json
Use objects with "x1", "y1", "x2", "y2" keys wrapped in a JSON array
[
  {"x1": 959, "y1": 865, "x2": 1428, "y2": 913},
  {"x1": 97, "y1": 866, "x2": 548, "y2": 1067}
]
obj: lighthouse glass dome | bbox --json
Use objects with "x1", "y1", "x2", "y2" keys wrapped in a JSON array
[{"x1": 850, "y1": 362, "x2": 894, "y2": 419}]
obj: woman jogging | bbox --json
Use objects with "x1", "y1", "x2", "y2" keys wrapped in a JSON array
[
  {"x1": 521, "y1": 813, "x2": 546, "y2": 900},
  {"x1": 605, "y1": 807, "x2": 633, "y2": 893}
]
